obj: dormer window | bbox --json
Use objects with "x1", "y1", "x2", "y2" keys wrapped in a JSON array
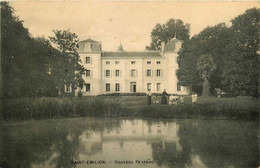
[{"x1": 85, "y1": 43, "x2": 92, "y2": 52}]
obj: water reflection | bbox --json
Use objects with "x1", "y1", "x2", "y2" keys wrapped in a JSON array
[{"x1": 1, "y1": 118, "x2": 259, "y2": 168}]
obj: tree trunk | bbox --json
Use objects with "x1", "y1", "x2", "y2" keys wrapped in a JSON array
[{"x1": 202, "y1": 78, "x2": 211, "y2": 96}]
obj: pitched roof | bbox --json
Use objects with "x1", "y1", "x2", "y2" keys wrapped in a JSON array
[
  {"x1": 102, "y1": 51, "x2": 162, "y2": 58},
  {"x1": 77, "y1": 39, "x2": 102, "y2": 52},
  {"x1": 164, "y1": 38, "x2": 183, "y2": 52},
  {"x1": 164, "y1": 41, "x2": 175, "y2": 52},
  {"x1": 79, "y1": 39, "x2": 99, "y2": 43}
]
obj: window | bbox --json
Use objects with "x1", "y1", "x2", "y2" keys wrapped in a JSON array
[
  {"x1": 106, "y1": 61, "x2": 110, "y2": 65},
  {"x1": 131, "y1": 61, "x2": 135, "y2": 64},
  {"x1": 85, "y1": 57, "x2": 91, "y2": 64},
  {"x1": 130, "y1": 82, "x2": 136, "y2": 92},
  {"x1": 105, "y1": 70, "x2": 110, "y2": 77},
  {"x1": 157, "y1": 61, "x2": 161, "y2": 64},
  {"x1": 106, "y1": 83, "x2": 110, "y2": 92},
  {"x1": 177, "y1": 82, "x2": 181, "y2": 91},
  {"x1": 115, "y1": 61, "x2": 120, "y2": 64},
  {"x1": 157, "y1": 83, "x2": 161, "y2": 91},
  {"x1": 147, "y1": 83, "x2": 151, "y2": 91},
  {"x1": 85, "y1": 84, "x2": 91, "y2": 92},
  {"x1": 147, "y1": 61, "x2": 151, "y2": 64},
  {"x1": 131, "y1": 69, "x2": 136, "y2": 77},
  {"x1": 115, "y1": 83, "x2": 120, "y2": 92},
  {"x1": 115, "y1": 70, "x2": 120, "y2": 77},
  {"x1": 65, "y1": 84, "x2": 72, "y2": 93},
  {"x1": 86, "y1": 70, "x2": 91, "y2": 77},
  {"x1": 156, "y1": 69, "x2": 161, "y2": 77},
  {"x1": 146, "y1": 69, "x2": 152, "y2": 77}
]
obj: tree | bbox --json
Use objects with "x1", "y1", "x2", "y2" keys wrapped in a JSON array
[
  {"x1": 49, "y1": 30, "x2": 85, "y2": 96},
  {"x1": 178, "y1": 8, "x2": 259, "y2": 97},
  {"x1": 1, "y1": 2, "x2": 61, "y2": 98},
  {"x1": 1, "y1": 2, "x2": 85, "y2": 98},
  {"x1": 176, "y1": 37, "x2": 203, "y2": 93},
  {"x1": 1, "y1": 1, "x2": 30, "y2": 97},
  {"x1": 197, "y1": 54, "x2": 216, "y2": 96},
  {"x1": 222, "y1": 8, "x2": 260, "y2": 96},
  {"x1": 1, "y1": 2, "x2": 55, "y2": 97},
  {"x1": 146, "y1": 19, "x2": 190, "y2": 50},
  {"x1": 177, "y1": 23, "x2": 231, "y2": 95}
]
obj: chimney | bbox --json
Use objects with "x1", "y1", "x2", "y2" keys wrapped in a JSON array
[
  {"x1": 99, "y1": 41, "x2": 102, "y2": 51},
  {"x1": 161, "y1": 42, "x2": 165, "y2": 53}
]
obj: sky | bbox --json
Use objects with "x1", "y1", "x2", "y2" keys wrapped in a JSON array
[{"x1": 10, "y1": 1, "x2": 259, "y2": 51}]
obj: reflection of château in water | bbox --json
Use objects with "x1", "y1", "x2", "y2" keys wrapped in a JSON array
[{"x1": 79, "y1": 120, "x2": 182, "y2": 156}]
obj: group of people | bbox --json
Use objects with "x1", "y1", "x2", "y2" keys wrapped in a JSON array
[{"x1": 146, "y1": 89, "x2": 198, "y2": 106}]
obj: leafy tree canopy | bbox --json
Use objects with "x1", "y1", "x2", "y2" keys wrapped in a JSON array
[
  {"x1": 222, "y1": 8, "x2": 260, "y2": 96},
  {"x1": 147, "y1": 19, "x2": 190, "y2": 50},
  {"x1": 177, "y1": 8, "x2": 260, "y2": 96},
  {"x1": 1, "y1": 2, "x2": 85, "y2": 98},
  {"x1": 49, "y1": 30, "x2": 85, "y2": 95}
]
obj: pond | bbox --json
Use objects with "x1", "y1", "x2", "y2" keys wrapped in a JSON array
[{"x1": 1, "y1": 118, "x2": 259, "y2": 168}]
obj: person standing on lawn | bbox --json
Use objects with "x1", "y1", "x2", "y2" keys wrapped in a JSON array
[
  {"x1": 191, "y1": 92, "x2": 198, "y2": 105},
  {"x1": 180, "y1": 95, "x2": 185, "y2": 106},
  {"x1": 161, "y1": 89, "x2": 168, "y2": 105},
  {"x1": 147, "y1": 89, "x2": 152, "y2": 105}
]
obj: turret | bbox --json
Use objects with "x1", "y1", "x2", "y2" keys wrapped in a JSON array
[
  {"x1": 76, "y1": 38, "x2": 103, "y2": 96},
  {"x1": 163, "y1": 37, "x2": 183, "y2": 94}
]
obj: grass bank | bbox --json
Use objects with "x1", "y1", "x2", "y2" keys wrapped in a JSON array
[{"x1": 1, "y1": 96, "x2": 259, "y2": 121}]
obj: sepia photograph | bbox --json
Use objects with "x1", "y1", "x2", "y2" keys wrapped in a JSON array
[{"x1": 0, "y1": 1, "x2": 259, "y2": 168}]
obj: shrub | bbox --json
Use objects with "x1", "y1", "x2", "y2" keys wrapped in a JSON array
[
  {"x1": 2, "y1": 97, "x2": 126, "y2": 120},
  {"x1": 99, "y1": 92, "x2": 146, "y2": 96}
]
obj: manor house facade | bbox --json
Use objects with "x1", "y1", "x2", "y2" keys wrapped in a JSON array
[{"x1": 72, "y1": 38, "x2": 189, "y2": 96}]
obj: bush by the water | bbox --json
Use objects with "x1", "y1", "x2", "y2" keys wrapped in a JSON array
[
  {"x1": 2, "y1": 97, "x2": 126, "y2": 120},
  {"x1": 137, "y1": 103, "x2": 258, "y2": 121},
  {"x1": 1, "y1": 96, "x2": 258, "y2": 121}
]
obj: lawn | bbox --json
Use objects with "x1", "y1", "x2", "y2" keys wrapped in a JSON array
[{"x1": 104, "y1": 95, "x2": 258, "y2": 110}]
